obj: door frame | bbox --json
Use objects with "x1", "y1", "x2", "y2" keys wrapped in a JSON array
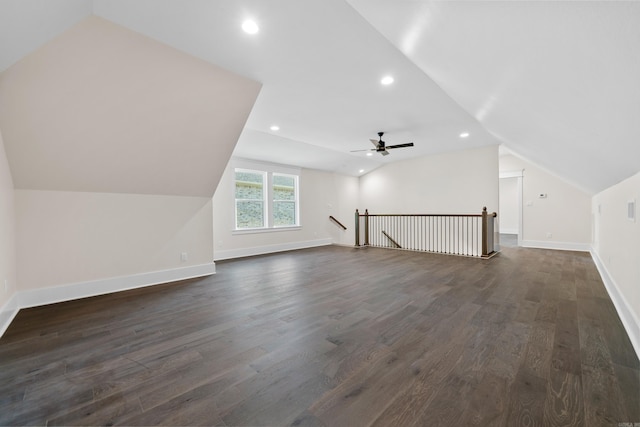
[{"x1": 499, "y1": 170, "x2": 524, "y2": 246}]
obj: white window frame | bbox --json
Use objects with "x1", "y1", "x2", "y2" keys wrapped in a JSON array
[
  {"x1": 232, "y1": 159, "x2": 301, "y2": 234},
  {"x1": 234, "y1": 168, "x2": 267, "y2": 230},
  {"x1": 271, "y1": 172, "x2": 300, "y2": 228}
]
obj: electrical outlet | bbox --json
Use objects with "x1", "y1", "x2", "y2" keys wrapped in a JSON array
[
  {"x1": 4, "y1": 279, "x2": 8, "y2": 292},
  {"x1": 546, "y1": 232, "x2": 552, "y2": 239},
  {"x1": 180, "y1": 252, "x2": 188, "y2": 262}
]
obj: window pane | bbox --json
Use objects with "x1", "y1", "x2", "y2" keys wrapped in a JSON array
[
  {"x1": 273, "y1": 174, "x2": 295, "y2": 201},
  {"x1": 273, "y1": 201, "x2": 296, "y2": 226},
  {"x1": 273, "y1": 174, "x2": 294, "y2": 187},
  {"x1": 236, "y1": 201, "x2": 264, "y2": 228},
  {"x1": 235, "y1": 171, "x2": 263, "y2": 199}
]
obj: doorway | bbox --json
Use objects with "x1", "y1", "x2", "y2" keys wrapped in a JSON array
[{"x1": 499, "y1": 171, "x2": 523, "y2": 246}]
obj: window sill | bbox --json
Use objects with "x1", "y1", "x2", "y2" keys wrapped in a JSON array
[{"x1": 232, "y1": 226, "x2": 302, "y2": 235}]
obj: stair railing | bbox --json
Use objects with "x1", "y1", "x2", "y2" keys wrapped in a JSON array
[
  {"x1": 329, "y1": 215, "x2": 347, "y2": 230},
  {"x1": 355, "y1": 207, "x2": 497, "y2": 258}
]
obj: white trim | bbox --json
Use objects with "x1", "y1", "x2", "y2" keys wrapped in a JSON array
[
  {"x1": 590, "y1": 249, "x2": 640, "y2": 360},
  {"x1": 214, "y1": 238, "x2": 332, "y2": 261},
  {"x1": 499, "y1": 170, "x2": 524, "y2": 178},
  {"x1": 233, "y1": 159, "x2": 301, "y2": 231},
  {"x1": 19, "y1": 263, "x2": 216, "y2": 309},
  {"x1": 520, "y1": 240, "x2": 591, "y2": 252},
  {"x1": 232, "y1": 225, "x2": 302, "y2": 235},
  {"x1": 0, "y1": 263, "x2": 216, "y2": 337},
  {"x1": 332, "y1": 242, "x2": 356, "y2": 248},
  {"x1": 500, "y1": 228, "x2": 518, "y2": 235},
  {"x1": 0, "y1": 292, "x2": 20, "y2": 337},
  {"x1": 516, "y1": 176, "x2": 523, "y2": 246}
]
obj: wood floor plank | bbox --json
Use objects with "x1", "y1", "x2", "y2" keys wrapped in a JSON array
[
  {"x1": 458, "y1": 372, "x2": 509, "y2": 426},
  {"x1": 543, "y1": 367, "x2": 585, "y2": 426},
  {"x1": 613, "y1": 362, "x2": 640, "y2": 422},
  {"x1": 521, "y1": 321, "x2": 555, "y2": 379},
  {"x1": 46, "y1": 392, "x2": 143, "y2": 426},
  {"x1": 0, "y1": 245, "x2": 638, "y2": 426},
  {"x1": 505, "y1": 370, "x2": 547, "y2": 427},
  {"x1": 582, "y1": 364, "x2": 631, "y2": 426}
]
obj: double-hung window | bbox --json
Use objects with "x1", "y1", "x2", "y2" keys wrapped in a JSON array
[
  {"x1": 234, "y1": 160, "x2": 300, "y2": 231},
  {"x1": 235, "y1": 169, "x2": 267, "y2": 229}
]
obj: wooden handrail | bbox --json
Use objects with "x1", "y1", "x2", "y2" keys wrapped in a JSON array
[
  {"x1": 355, "y1": 207, "x2": 497, "y2": 257},
  {"x1": 361, "y1": 213, "x2": 484, "y2": 217},
  {"x1": 381, "y1": 230, "x2": 402, "y2": 248},
  {"x1": 329, "y1": 215, "x2": 347, "y2": 230}
]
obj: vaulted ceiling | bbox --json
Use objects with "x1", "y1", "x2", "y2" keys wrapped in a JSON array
[{"x1": 1, "y1": 0, "x2": 638, "y2": 195}]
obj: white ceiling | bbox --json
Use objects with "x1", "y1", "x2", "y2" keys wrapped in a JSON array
[{"x1": 1, "y1": 0, "x2": 639, "y2": 194}]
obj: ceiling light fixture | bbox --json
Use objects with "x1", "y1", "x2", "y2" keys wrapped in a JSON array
[
  {"x1": 270, "y1": 125, "x2": 280, "y2": 131},
  {"x1": 366, "y1": 152, "x2": 373, "y2": 157},
  {"x1": 380, "y1": 76, "x2": 394, "y2": 85},
  {"x1": 359, "y1": 169, "x2": 365, "y2": 173},
  {"x1": 242, "y1": 20, "x2": 259, "y2": 34},
  {"x1": 460, "y1": 132, "x2": 470, "y2": 138}
]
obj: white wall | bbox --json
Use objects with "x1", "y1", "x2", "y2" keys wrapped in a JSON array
[
  {"x1": 359, "y1": 145, "x2": 499, "y2": 215},
  {"x1": 500, "y1": 154, "x2": 591, "y2": 250},
  {"x1": 0, "y1": 16, "x2": 260, "y2": 198},
  {"x1": 15, "y1": 190, "x2": 214, "y2": 292},
  {"x1": 212, "y1": 160, "x2": 359, "y2": 260},
  {"x1": 592, "y1": 171, "x2": 640, "y2": 354},
  {"x1": 0, "y1": 128, "x2": 17, "y2": 327}
]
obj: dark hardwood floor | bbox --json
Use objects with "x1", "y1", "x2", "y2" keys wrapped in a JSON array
[{"x1": 1, "y1": 245, "x2": 638, "y2": 426}]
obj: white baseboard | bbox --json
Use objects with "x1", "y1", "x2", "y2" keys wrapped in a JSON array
[
  {"x1": 0, "y1": 262, "x2": 216, "y2": 338},
  {"x1": 590, "y1": 249, "x2": 640, "y2": 360},
  {"x1": 0, "y1": 292, "x2": 20, "y2": 337},
  {"x1": 214, "y1": 238, "x2": 333, "y2": 261},
  {"x1": 520, "y1": 240, "x2": 591, "y2": 252},
  {"x1": 499, "y1": 229, "x2": 518, "y2": 235}
]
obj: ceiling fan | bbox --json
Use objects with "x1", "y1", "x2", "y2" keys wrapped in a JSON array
[{"x1": 351, "y1": 132, "x2": 414, "y2": 156}]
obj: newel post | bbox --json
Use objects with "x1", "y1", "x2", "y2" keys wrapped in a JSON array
[
  {"x1": 355, "y1": 209, "x2": 360, "y2": 247},
  {"x1": 364, "y1": 209, "x2": 370, "y2": 246},
  {"x1": 482, "y1": 207, "x2": 488, "y2": 257}
]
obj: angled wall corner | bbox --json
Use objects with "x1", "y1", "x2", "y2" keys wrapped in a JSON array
[
  {"x1": 0, "y1": 126, "x2": 17, "y2": 334},
  {"x1": 591, "y1": 171, "x2": 640, "y2": 358},
  {"x1": 0, "y1": 15, "x2": 261, "y2": 197},
  {"x1": 0, "y1": 15, "x2": 262, "y2": 333}
]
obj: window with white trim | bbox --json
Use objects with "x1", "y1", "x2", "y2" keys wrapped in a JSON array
[
  {"x1": 234, "y1": 161, "x2": 300, "y2": 231},
  {"x1": 235, "y1": 169, "x2": 267, "y2": 229}
]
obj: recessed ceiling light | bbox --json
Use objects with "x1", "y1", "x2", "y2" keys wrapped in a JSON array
[
  {"x1": 366, "y1": 152, "x2": 373, "y2": 157},
  {"x1": 380, "y1": 76, "x2": 394, "y2": 85},
  {"x1": 242, "y1": 20, "x2": 259, "y2": 34},
  {"x1": 460, "y1": 132, "x2": 470, "y2": 138},
  {"x1": 270, "y1": 125, "x2": 280, "y2": 131},
  {"x1": 359, "y1": 169, "x2": 365, "y2": 173}
]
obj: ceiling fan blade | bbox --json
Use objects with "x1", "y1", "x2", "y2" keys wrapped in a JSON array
[
  {"x1": 380, "y1": 150, "x2": 390, "y2": 156},
  {"x1": 386, "y1": 142, "x2": 414, "y2": 149},
  {"x1": 350, "y1": 149, "x2": 375, "y2": 152},
  {"x1": 370, "y1": 139, "x2": 381, "y2": 148}
]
